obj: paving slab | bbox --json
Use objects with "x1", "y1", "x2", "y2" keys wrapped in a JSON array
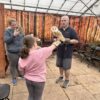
[
  {"x1": 12, "y1": 93, "x2": 28, "y2": 100},
  {"x1": 0, "y1": 56, "x2": 100, "y2": 100},
  {"x1": 76, "y1": 74, "x2": 100, "y2": 86},
  {"x1": 43, "y1": 83, "x2": 68, "y2": 100},
  {"x1": 64, "y1": 85, "x2": 96, "y2": 100},
  {"x1": 12, "y1": 80, "x2": 28, "y2": 94},
  {"x1": 94, "y1": 94, "x2": 100, "y2": 100},
  {"x1": 84, "y1": 83, "x2": 100, "y2": 95}
]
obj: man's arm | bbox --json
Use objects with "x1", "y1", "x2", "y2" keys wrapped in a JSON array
[
  {"x1": 69, "y1": 39, "x2": 79, "y2": 44},
  {"x1": 66, "y1": 28, "x2": 79, "y2": 44},
  {"x1": 64, "y1": 38, "x2": 79, "y2": 44}
]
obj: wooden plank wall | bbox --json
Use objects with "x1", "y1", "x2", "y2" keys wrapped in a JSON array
[
  {"x1": 4, "y1": 9, "x2": 61, "y2": 41},
  {"x1": 0, "y1": 8, "x2": 99, "y2": 77},
  {"x1": 0, "y1": 4, "x2": 6, "y2": 77},
  {"x1": 69, "y1": 16, "x2": 100, "y2": 43},
  {"x1": 4, "y1": 9, "x2": 100, "y2": 43}
]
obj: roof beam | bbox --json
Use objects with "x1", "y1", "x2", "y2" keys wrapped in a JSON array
[
  {"x1": 10, "y1": 0, "x2": 12, "y2": 9},
  {"x1": 47, "y1": 0, "x2": 54, "y2": 12},
  {"x1": 80, "y1": 0, "x2": 97, "y2": 16},
  {"x1": 24, "y1": 0, "x2": 25, "y2": 10},
  {"x1": 36, "y1": 0, "x2": 40, "y2": 12},
  {"x1": 57, "y1": 0, "x2": 67, "y2": 14},
  {"x1": 80, "y1": 0, "x2": 99, "y2": 16},
  {"x1": 6, "y1": 7, "x2": 94, "y2": 16},
  {"x1": 79, "y1": 0, "x2": 91, "y2": 12},
  {"x1": 2, "y1": 2, "x2": 94, "y2": 15},
  {"x1": 66, "y1": 0, "x2": 79, "y2": 15}
]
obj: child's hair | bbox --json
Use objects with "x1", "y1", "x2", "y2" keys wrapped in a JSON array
[{"x1": 20, "y1": 35, "x2": 35, "y2": 59}]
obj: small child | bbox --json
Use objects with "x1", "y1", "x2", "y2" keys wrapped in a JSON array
[{"x1": 18, "y1": 29, "x2": 64, "y2": 100}]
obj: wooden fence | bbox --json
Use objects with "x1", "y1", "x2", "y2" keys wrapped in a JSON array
[
  {"x1": 0, "y1": 7, "x2": 100, "y2": 77},
  {"x1": 4, "y1": 9, "x2": 100, "y2": 43}
]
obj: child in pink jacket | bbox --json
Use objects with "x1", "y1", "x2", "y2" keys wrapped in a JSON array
[{"x1": 18, "y1": 34, "x2": 63, "y2": 100}]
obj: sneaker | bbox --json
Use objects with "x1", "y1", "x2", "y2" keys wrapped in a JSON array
[
  {"x1": 12, "y1": 79, "x2": 17, "y2": 85},
  {"x1": 55, "y1": 77, "x2": 63, "y2": 84},
  {"x1": 61, "y1": 80, "x2": 69, "y2": 88}
]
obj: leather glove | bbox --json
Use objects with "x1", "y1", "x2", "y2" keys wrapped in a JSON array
[
  {"x1": 52, "y1": 40, "x2": 61, "y2": 47},
  {"x1": 65, "y1": 38, "x2": 70, "y2": 44},
  {"x1": 51, "y1": 26, "x2": 65, "y2": 42}
]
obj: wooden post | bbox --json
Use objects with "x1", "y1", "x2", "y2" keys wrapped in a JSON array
[
  {"x1": 42, "y1": 14, "x2": 45, "y2": 42},
  {"x1": 0, "y1": 4, "x2": 6, "y2": 78},
  {"x1": 34, "y1": 13, "x2": 37, "y2": 36}
]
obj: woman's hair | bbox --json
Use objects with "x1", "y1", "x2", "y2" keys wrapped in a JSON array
[
  {"x1": 20, "y1": 35, "x2": 35, "y2": 59},
  {"x1": 8, "y1": 18, "x2": 16, "y2": 25}
]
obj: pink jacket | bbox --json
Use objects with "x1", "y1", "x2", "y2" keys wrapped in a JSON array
[{"x1": 18, "y1": 47, "x2": 53, "y2": 82}]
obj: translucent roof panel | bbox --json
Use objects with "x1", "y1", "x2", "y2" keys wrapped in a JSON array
[
  {"x1": 50, "y1": 0, "x2": 65, "y2": 9},
  {"x1": 86, "y1": 10, "x2": 93, "y2": 14},
  {"x1": 4, "y1": 4, "x2": 11, "y2": 9},
  {"x1": 0, "y1": 0, "x2": 100, "y2": 16},
  {"x1": 48, "y1": 10, "x2": 58, "y2": 14},
  {"x1": 12, "y1": 6, "x2": 24, "y2": 10},
  {"x1": 92, "y1": 2, "x2": 100, "y2": 16},
  {"x1": 38, "y1": 0, "x2": 52, "y2": 8},
  {"x1": 61, "y1": 1, "x2": 75, "y2": 11},
  {"x1": 37, "y1": 8, "x2": 47, "y2": 13},
  {"x1": 83, "y1": 14, "x2": 95, "y2": 16},
  {"x1": 25, "y1": 0, "x2": 38, "y2": 7},
  {"x1": 11, "y1": 0, "x2": 24, "y2": 5},
  {"x1": 81, "y1": 0, "x2": 91, "y2": 4},
  {"x1": 68, "y1": 12, "x2": 81, "y2": 16},
  {"x1": 58, "y1": 11, "x2": 67, "y2": 15},
  {"x1": 25, "y1": 7, "x2": 36, "y2": 12},
  {"x1": 80, "y1": 0, "x2": 97, "y2": 13},
  {"x1": 0, "y1": 0, "x2": 10, "y2": 3},
  {"x1": 70, "y1": 2, "x2": 84, "y2": 12}
]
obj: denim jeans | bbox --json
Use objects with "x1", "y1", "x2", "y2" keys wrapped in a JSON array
[
  {"x1": 7, "y1": 52, "x2": 21, "y2": 79},
  {"x1": 26, "y1": 79, "x2": 45, "y2": 100}
]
